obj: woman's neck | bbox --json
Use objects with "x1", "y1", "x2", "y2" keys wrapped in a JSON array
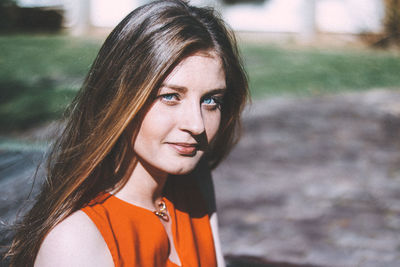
[{"x1": 114, "y1": 159, "x2": 168, "y2": 210}]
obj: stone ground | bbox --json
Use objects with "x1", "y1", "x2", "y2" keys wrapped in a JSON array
[{"x1": 2, "y1": 89, "x2": 400, "y2": 266}]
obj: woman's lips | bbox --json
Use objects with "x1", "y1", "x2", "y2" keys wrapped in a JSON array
[{"x1": 168, "y1": 143, "x2": 198, "y2": 155}]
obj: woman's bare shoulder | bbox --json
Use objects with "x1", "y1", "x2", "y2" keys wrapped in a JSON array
[{"x1": 34, "y1": 210, "x2": 113, "y2": 267}]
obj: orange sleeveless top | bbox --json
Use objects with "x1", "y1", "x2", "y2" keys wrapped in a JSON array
[{"x1": 81, "y1": 176, "x2": 217, "y2": 267}]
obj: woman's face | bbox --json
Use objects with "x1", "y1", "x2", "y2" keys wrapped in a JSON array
[{"x1": 133, "y1": 51, "x2": 226, "y2": 175}]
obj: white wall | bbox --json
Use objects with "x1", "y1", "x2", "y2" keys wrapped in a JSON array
[
  {"x1": 18, "y1": 0, "x2": 385, "y2": 35},
  {"x1": 317, "y1": 0, "x2": 384, "y2": 33},
  {"x1": 222, "y1": 0, "x2": 384, "y2": 34},
  {"x1": 90, "y1": 0, "x2": 140, "y2": 27},
  {"x1": 223, "y1": 0, "x2": 304, "y2": 33}
]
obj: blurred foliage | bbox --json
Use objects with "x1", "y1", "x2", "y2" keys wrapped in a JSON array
[
  {"x1": 1, "y1": 35, "x2": 400, "y2": 132},
  {"x1": 374, "y1": 0, "x2": 400, "y2": 47},
  {"x1": 384, "y1": 0, "x2": 400, "y2": 37},
  {"x1": 0, "y1": 0, "x2": 16, "y2": 5},
  {"x1": 0, "y1": 0, "x2": 63, "y2": 33}
]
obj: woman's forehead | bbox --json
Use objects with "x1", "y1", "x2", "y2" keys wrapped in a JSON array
[{"x1": 162, "y1": 52, "x2": 226, "y2": 91}]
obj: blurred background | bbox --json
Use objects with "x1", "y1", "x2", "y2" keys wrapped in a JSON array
[{"x1": 1, "y1": 0, "x2": 400, "y2": 266}]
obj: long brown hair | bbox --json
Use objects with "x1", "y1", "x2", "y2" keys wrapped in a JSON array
[{"x1": 7, "y1": 0, "x2": 248, "y2": 265}]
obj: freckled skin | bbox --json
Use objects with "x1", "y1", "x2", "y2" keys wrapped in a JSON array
[{"x1": 133, "y1": 52, "x2": 226, "y2": 175}]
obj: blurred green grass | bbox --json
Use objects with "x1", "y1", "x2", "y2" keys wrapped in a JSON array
[
  {"x1": 1, "y1": 35, "x2": 400, "y2": 132},
  {"x1": 0, "y1": 35, "x2": 100, "y2": 132},
  {"x1": 241, "y1": 44, "x2": 400, "y2": 97}
]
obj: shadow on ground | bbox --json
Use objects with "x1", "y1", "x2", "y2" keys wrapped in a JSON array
[{"x1": 214, "y1": 89, "x2": 400, "y2": 267}]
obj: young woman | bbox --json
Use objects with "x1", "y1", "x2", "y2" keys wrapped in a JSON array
[{"x1": 7, "y1": 0, "x2": 248, "y2": 266}]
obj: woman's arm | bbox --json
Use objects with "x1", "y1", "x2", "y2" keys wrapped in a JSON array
[{"x1": 34, "y1": 211, "x2": 113, "y2": 267}]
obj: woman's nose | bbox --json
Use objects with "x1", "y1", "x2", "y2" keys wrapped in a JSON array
[{"x1": 179, "y1": 102, "x2": 205, "y2": 135}]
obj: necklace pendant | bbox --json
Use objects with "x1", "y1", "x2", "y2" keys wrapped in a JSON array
[{"x1": 154, "y1": 200, "x2": 169, "y2": 221}]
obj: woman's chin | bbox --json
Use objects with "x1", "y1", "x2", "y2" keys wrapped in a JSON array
[
  {"x1": 164, "y1": 160, "x2": 201, "y2": 176},
  {"x1": 167, "y1": 166, "x2": 197, "y2": 176}
]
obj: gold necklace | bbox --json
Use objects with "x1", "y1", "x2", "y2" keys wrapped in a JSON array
[{"x1": 153, "y1": 200, "x2": 169, "y2": 221}]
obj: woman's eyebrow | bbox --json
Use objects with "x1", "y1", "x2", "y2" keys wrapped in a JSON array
[
  {"x1": 160, "y1": 83, "x2": 188, "y2": 93},
  {"x1": 161, "y1": 84, "x2": 226, "y2": 95},
  {"x1": 206, "y1": 88, "x2": 226, "y2": 95}
]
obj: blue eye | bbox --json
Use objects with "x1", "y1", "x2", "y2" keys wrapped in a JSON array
[
  {"x1": 202, "y1": 97, "x2": 216, "y2": 105},
  {"x1": 160, "y1": 93, "x2": 179, "y2": 102},
  {"x1": 162, "y1": 94, "x2": 175, "y2": 100},
  {"x1": 202, "y1": 96, "x2": 222, "y2": 110}
]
